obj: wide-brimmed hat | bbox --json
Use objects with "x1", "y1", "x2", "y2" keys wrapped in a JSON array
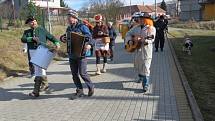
[
  {"x1": 25, "y1": 16, "x2": 36, "y2": 24},
  {"x1": 132, "y1": 12, "x2": 141, "y2": 18},
  {"x1": 67, "y1": 9, "x2": 79, "y2": 19},
  {"x1": 139, "y1": 12, "x2": 151, "y2": 18}
]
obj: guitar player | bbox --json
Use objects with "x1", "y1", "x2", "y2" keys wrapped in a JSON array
[{"x1": 125, "y1": 12, "x2": 156, "y2": 93}]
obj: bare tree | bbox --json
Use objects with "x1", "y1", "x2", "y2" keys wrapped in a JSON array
[{"x1": 89, "y1": 0, "x2": 124, "y2": 22}]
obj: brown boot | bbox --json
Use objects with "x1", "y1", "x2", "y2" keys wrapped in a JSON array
[
  {"x1": 75, "y1": 89, "x2": 84, "y2": 97},
  {"x1": 88, "y1": 87, "x2": 94, "y2": 97},
  {"x1": 29, "y1": 76, "x2": 42, "y2": 97},
  {"x1": 40, "y1": 76, "x2": 49, "y2": 92}
]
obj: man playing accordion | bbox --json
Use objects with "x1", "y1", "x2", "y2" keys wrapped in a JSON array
[{"x1": 60, "y1": 10, "x2": 94, "y2": 98}]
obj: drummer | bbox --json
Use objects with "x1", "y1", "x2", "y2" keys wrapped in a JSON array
[
  {"x1": 21, "y1": 16, "x2": 60, "y2": 97},
  {"x1": 92, "y1": 14, "x2": 110, "y2": 75}
]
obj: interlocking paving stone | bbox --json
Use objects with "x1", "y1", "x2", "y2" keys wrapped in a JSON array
[{"x1": 0, "y1": 36, "x2": 194, "y2": 121}]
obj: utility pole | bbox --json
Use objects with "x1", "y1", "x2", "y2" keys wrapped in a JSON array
[
  {"x1": 47, "y1": 0, "x2": 51, "y2": 33},
  {"x1": 155, "y1": 0, "x2": 157, "y2": 19},
  {"x1": 12, "y1": 0, "x2": 15, "y2": 21},
  {"x1": 130, "y1": 0, "x2": 131, "y2": 17}
]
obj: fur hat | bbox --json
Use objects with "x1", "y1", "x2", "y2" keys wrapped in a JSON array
[
  {"x1": 68, "y1": 9, "x2": 78, "y2": 19},
  {"x1": 94, "y1": 14, "x2": 103, "y2": 22}
]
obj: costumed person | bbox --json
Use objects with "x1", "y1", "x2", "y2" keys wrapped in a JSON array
[
  {"x1": 154, "y1": 15, "x2": 168, "y2": 52},
  {"x1": 21, "y1": 17, "x2": 60, "y2": 97},
  {"x1": 92, "y1": 14, "x2": 110, "y2": 75},
  {"x1": 107, "y1": 22, "x2": 117, "y2": 61},
  {"x1": 125, "y1": 13, "x2": 156, "y2": 92},
  {"x1": 60, "y1": 10, "x2": 94, "y2": 97}
]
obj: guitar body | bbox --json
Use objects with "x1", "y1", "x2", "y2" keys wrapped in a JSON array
[{"x1": 125, "y1": 39, "x2": 142, "y2": 53}]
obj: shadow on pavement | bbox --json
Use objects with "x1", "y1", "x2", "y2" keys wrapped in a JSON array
[{"x1": 0, "y1": 79, "x2": 142, "y2": 101}]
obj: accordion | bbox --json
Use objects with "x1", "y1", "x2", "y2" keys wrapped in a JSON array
[{"x1": 66, "y1": 32, "x2": 86, "y2": 58}]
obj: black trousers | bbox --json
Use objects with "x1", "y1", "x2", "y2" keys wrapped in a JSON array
[
  {"x1": 109, "y1": 39, "x2": 115, "y2": 58},
  {"x1": 69, "y1": 58, "x2": 94, "y2": 90},
  {"x1": 155, "y1": 31, "x2": 165, "y2": 50}
]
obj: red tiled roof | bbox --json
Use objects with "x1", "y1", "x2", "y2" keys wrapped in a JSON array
[
  {"x1": 119, "y1": 5, "x2": 166, "y2": 15},
  {"x1": 136, "y1": 5, "x2": 152, "y2": 13},
  {"x1": 145, "y1": 5, "x2": 166, "y2": 13}
]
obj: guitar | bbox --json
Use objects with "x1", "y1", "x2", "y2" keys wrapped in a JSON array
[{"x1": 125, "y1": 35, "x2": 143, "y2": 53}]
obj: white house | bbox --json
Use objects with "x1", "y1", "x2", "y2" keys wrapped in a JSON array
[
  {"x1": 31, "y1": 0, "x2": 68, "y2": 15},
  {"x1": 32, "y1": 0, "x2": 60, "y2": 8}
]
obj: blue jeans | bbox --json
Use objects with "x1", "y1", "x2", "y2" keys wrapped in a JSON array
[
  {"x1": 69, "y1": 58, "x2": 94, "y2": 90},
  {"x1": 139, "y1": 75, "x2": 150, "y2": 87}
]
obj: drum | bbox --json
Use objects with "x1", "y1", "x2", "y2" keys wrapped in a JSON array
[
  {"x1": 67, "y1": 32, "x2": 86, "y2": 58},
  {"x1": 30, "y1": 45, "x2": 55, "y2": 70}
]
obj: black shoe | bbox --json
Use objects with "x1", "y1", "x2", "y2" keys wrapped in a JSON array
[
  {"x1": 161, "y1": 48, "x2": 163, "y2": 52},
  {"x1": 88, "y1": 87, "x2": 94, "y2": 97},
  {"x1": 155, "y1": 49, "x2": 158, "y2": 52},
  {"x1": 29, "y1": 92, "x2": 39, "y2": 97},
  {"x1": 110, "y1": 58, "x2": 113, "y2": 61},
  {"x1": 143, "y1": 86, "x2": 149, "y2": 93}
]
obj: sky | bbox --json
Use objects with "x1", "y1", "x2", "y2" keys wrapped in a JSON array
[{"x1": 64, "y1": 0, "x2": 170, "y2": 10}]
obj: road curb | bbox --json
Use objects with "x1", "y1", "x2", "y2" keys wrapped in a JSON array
[
  {"x1": 168, "y1": 37, "x2": 204, "y2": 121},
  {"x1": 2, "y1": 76, "x2": 14, "y2": 81}
]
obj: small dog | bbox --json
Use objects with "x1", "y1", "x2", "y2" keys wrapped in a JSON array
[{"x1": 183, "y1": 35, "x2": 193, "y2": 55}]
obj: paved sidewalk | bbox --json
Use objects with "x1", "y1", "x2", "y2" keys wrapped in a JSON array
[{"x1": 0, "y1": 37, "x2": 193, "y2": 121}]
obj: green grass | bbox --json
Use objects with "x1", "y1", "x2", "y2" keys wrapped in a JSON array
[
  {"x1": 169, "y1": 20, "x2": 215, "y2": 30},
  {"x1": 0, "y1": 25, "x2": 67, "y2": 81},
  {"x1": 169, "y1": 28, "x2": 215, "y2": 121}
]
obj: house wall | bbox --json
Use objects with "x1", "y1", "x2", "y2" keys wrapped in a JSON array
[
  {"x1": 14, "y1": 0, "x2": 28, "y2": 17},
  {"x1": 179, "y1": 0, "x2": 201, "y2": 21},
  {"x1": 203, "y1": 3, "x2": 215, "y2": 20},
  {"x1": 166, "y1": 2, "x2": 178, "y2": 17},
  {"x1": 32, "y1": 0, "x2": 60, "y2": 8}
]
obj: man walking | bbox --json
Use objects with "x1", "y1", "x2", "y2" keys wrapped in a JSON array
[
  {"x1": 107, "y1": 22, "x2": 117, "y2": 61},
  {"x1": 125, "y1": 13, "x2": 156, "y2": 92},
  {"x1": 21, "y1": 17, "x2": 60, "y2": 97},
  {"x1": 154, "y1": 15, "x2": 168, "y2": 52},
  {"x1": 60, "y1": 10, "x2": 94, "y2": 98}
]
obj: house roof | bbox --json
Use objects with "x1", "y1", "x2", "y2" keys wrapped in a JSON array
[
  {"x1": 38, "y1": 6, "x2": 69, "y2": 10},
  {"x1": 145, "y1": 5, "x2": 166, "y2": 13},
  {"x1": 119, "y1": 5, "x2": 166, "y2": 15}
]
